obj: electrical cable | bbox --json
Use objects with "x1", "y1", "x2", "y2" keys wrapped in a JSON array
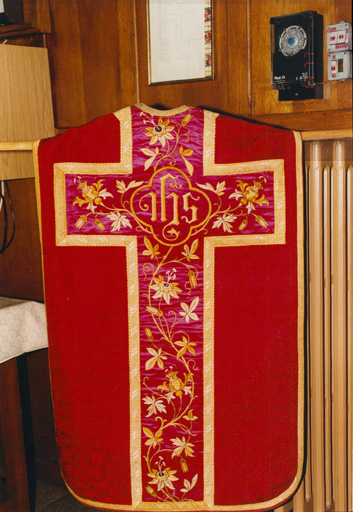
[{"x1": 0, "y1": 180, "x2": 16, "y2": 254}]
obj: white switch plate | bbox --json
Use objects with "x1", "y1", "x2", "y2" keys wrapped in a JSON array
[{"x1": 328, "y1": 51, "x2": 352, "y2": 81}]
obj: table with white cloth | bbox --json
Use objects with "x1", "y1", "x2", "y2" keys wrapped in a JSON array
[{"x1": 0, "y1": 297, "x2": 48, "y2": 511}]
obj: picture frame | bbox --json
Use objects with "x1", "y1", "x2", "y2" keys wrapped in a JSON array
[{"x1": 147, "y1": 0, "x2": 213, "y2": 85}]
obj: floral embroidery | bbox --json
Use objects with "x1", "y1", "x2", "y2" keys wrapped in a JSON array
[
  {"x1": 145, "y1": 118, "x2": 175, "y2": 147},
  {"x1": 69, "y1": 108, "x2": 274, "y2": 503},
  {"x1": 149, "y1": 274, "x2": 182, "y2": 305},
  {"x1": 73, "y1": 180, "x2": 113, "y2": 212}
]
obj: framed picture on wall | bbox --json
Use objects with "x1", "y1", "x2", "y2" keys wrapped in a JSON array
[{"x1": 147, "y1": 0, "x2": 213, "y2": 85}]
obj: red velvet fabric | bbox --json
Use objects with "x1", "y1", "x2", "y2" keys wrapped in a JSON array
[{"x1": 35, "y1": 105, "x2": 304, "y2": 511}]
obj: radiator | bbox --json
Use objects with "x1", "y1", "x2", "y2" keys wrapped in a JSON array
[{"x1": 275, "y1": 135, "x2": 353, "y2": 512}]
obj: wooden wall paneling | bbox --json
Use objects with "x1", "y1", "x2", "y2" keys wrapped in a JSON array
[
  {"x1": 226, "y1": 0, "x2": 251, "y2": 116},
  {"x1": 135, "y1": 0, "x2": 232, "y2": 113},
  {"x1": 75, "y1": 0, "x2": 137, "y2": 123},
  {"x1": 46, "y1": 0, "x2": 86, "y2": 127},
  {"x1": 75, "y1": 0, "x2": 122, "y2": 123},
  {"x1": 251, "y1": 108, "x2": 353, "y2": 132},
  {"x1": 46, "y1": 0, "x2": 138, "y2": 128},
  {"x1": 116, "y1": 0, "x2": 139, "y2": 109},
  {"x1": 249, "y1": 0, "x2": 352, "y2": 118},
  {"x1": 22, "y1": 0, "x2": 52, "y2": 33},
  {"x1": 0, "y1": 179, "x2": 44, "y2": 302}
]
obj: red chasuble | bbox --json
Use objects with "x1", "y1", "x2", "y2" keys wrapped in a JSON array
[{"x1": 34, "y1": 104, "x2": 304, "y2": 511}]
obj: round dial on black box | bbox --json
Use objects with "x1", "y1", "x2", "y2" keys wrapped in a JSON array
[{"x1": 279, "y1": 25, "x2": 307, "y2": 56}]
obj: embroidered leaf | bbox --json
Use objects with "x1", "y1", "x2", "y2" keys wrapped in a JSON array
[
  {"x1": 141, "y1": 147, "x2": 156, "y2": 156},
  {"x1": 246, "y1": 202, "x2": 255, "y2": 214},
  {"x1": 179, "y1": 296, "x2": 199, "y2": 323},
  {"x1": 167, "y1": 228, "x2": 180, "y2": 238},
  {"x1": 181, "y1": 473, "x2": 198, "y2": 493},
  {"x1": 116, "y1": 180, "x2": 127, "y2": 193},
  {"x1": 142, "y1": 236, "x2": 160, "y2": 259},
  {"x1": 99, "y1": 188, "x2": 113, "y2": 199},
  {"x1": 107, "y1": 211, "x2": 132, "y2": 231},
  {"x1": 196, "y1": 182, "x2": 216, "y2": 193},
  {"x1": 143, "y1": 427, "x2": 154, "y2": 439},
  {"x1": 171, "y1": 437, "x2": 195, "y2": 458},
  {"x1": 190, "y1": 239, "x2": 199, "y2": 255},
  {"x1": 126, "y1": 180, "x2": 144, "y2": 191},
  {"x1": 179, "y1": 146, "x2": 193, "y2": 157},
  {"x1": 181, "y1": 241, "x2": 199, "y2": 261},
  {"x1": 141, "y1": 147, "x2": 159, "y2": 170},
  {"x1": 215, "y1": 181, "x2": 226, "y2": 196},
  {"x1": 143, "y1": 427, "x2": 163, "y2": 447},
  {"x1": 181, "y1": 155, "x2": 194, "y2": 176},
  {"x1": 254, "y1": 194, "x2": 269, "y2": 207},
  {"x1": 175, "y1": 336, "x2": 197, "y2": 359},
  {"x1": 143, "y1": 396, "x2": 167, "y2": 417},
  {"x1": 145, "y1": 347, "x2": 167, "y2": 370},
  {"x1": 212, "y1": 213, "x2": 237, "y2": 233}
]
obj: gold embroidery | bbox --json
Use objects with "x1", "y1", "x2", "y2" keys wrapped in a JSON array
[{"x1": 130, "y1": 168, "x2": 212, "y2": 246}]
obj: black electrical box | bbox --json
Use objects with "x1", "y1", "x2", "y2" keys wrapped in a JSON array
[{"x1": 271, "y1": 11, "x2": 323, "y2": 100}]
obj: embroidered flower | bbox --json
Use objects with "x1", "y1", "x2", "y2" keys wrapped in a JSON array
[
  {"x1": 145, "y1": 118, "x2": 174, "y2": 147},
  {"x1": 179, "y1": 296, "x2": 199, "y2": 323},
  {"x1": 148, "y1": 467, "x2": 179, "y2": 491},
  {"x1": 171, "y1": 436, "x2": 195, "y2": 458},
  {"x1": 145, "y1": 347, "x2": 167, "y2": 371},
  {"x1": 158, "y1": 371, "x2": 191, "y2": 397},
  {"x1": 73, "y1": 180, "x2": 113, "y2": 212},
  {"x1": 143, "y1": 395, "x2": 167, "y2": 417},
  {"x1": 212, "y1": 213, "x2": 237, "y2": 233},
  {"x1": 150, "y1": 275, "x2": 182, "y2": 304},
  {"x1": 106, "y1": 211, "x2": 132, "y2": 231},
  {"x1": 229, "y1": 178, "x2": 269, "y2": 214}
]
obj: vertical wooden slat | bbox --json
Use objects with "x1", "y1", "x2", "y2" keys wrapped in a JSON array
[
  {"x1": 275, "y1": 501, "x2": 294, "y2": 512},
  {"x1": 293, "y1": 481, "x2": 306, "y2": 512},
  {"x1": 308, "y1": 142, "x2": 326, "y2": 512},
  {"x1": 323, "y1": 164, "x2": 333, "y2": 511},
  {"x1": 331, "y1": 140, "x2": 347, "y2": 512},
  {"x1": 347, "y1": 162, "x2": 353, "y2": 512},
  {"x1": 304, "y1": 162, "x2": 313, "y2": 509}
]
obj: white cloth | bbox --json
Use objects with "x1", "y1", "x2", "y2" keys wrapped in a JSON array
[{"x1": 0, "y1": 296, "x2": 48, "y2": 364}]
